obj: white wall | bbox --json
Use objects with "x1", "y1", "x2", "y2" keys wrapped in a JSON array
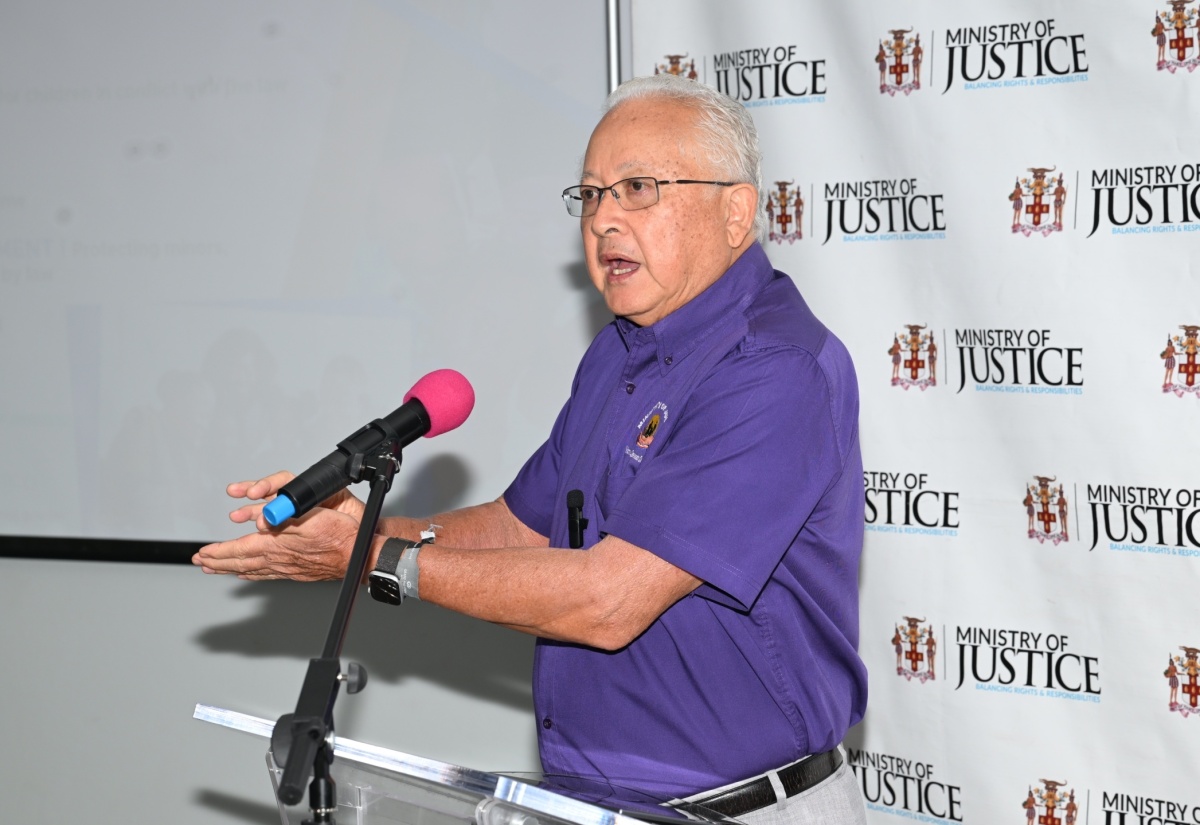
[
  {"x1": 0, "y1": 1, "x2": 609, "y2": 822},
  {"x1": 0, "y1": 0, "x2": 610, "y2": 540}
]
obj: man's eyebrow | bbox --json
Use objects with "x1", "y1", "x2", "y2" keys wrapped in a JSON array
[
  {"x1": 580, "y1": 160, "x2": 652, "y2": 184},
  {"x1": 616, "y1": 159, "x2": 651, "y2": 174}
]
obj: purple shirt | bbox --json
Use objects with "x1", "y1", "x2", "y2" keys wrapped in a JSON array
[{"x1": 504, "y1": 243, "x2": 866, "y2": 798}]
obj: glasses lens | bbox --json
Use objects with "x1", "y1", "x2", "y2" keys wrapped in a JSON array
[
  {"x1": 563, "y1": 179, "x2": 660, "y2": 217},
  {"x1": 563, "y1": 188, "x2": 584, "y2": 217},
  {"x1": 616, "y1": 178, "x2": 659, "y2": 210},
  {"x1": 563, "y1": 186, "x2": 602, "y2": 217},
  {"x1": 578, "y1": 186, "x2": 601, "y2": 216}
]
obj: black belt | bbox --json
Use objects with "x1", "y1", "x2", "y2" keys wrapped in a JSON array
[{"x1": 689, "y1": 749, "x2": 842, "y2": 818}]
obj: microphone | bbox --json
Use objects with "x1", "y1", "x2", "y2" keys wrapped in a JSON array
[
  {"x1": 262, "y1": 369, "x2": 474, "y2": 526},
  {"x1": 567, "y1": 489, "x2": 587, "y2": 549}
]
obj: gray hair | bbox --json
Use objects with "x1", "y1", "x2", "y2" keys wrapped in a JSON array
[{"x1": 603, "y1": 74, "x2": 767, "y2": 243}]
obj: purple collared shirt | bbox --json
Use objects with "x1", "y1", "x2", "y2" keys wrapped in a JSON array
[{"x1": 504, "y1": 243, "x2": 867, "y2": 798}]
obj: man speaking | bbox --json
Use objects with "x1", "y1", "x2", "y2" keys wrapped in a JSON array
[{"x1": 195, "y1": 74, "x2": 868, "y2": 824}]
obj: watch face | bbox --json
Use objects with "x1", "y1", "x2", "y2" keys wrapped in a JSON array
[{"x1": 369, "y1": 574, "x2": 402, "y2": 605}]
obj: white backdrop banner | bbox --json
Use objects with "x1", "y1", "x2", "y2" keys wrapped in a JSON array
[{"x1": 631, "y1": 1, "x2": 1197, "y2": 822}]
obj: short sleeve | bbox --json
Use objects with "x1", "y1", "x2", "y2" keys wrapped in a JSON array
[{"x1": 503, "y1": 398, "x2": 570, "y2": 539}]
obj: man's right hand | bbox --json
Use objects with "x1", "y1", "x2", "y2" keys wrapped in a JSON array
[
  {"x1": 226, "y1": 470, "x2": 366, "y2": 530},
  {"x1": 191, "y1": 470, "x2": 367, "y2": 581}
]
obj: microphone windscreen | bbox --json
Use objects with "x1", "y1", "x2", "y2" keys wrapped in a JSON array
[{"x1": 403, "y1": 369, "x2": 475, "y2": 438}]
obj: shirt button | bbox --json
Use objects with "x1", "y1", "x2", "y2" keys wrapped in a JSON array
[
  {"x1": 625, "y1": 383, "x2": 635, "y2": 394},
  {"x1": 664, "y1": 356, "x2": 673, "y2": 366},
  {"x1": 542, "y1": 718, "x2": 553, "y2": 730}
]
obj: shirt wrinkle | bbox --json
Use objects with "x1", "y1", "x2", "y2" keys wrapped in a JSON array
[{"x1": 754, "y1": 599, "x2": 810, "y2": 755}]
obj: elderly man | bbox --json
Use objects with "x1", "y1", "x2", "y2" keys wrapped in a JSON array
[{"x1": 195, "y1": 74, "x2": 867, "y2": 824}]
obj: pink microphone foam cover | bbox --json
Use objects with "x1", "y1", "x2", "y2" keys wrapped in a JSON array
[{"x1": 404, "y1": 369, "x2": 475, "y2": 438}]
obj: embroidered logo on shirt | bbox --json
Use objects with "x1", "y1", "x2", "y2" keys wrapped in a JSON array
[
  {"x1": 636, "y1": 414, "x2": 661, "y2": 448},
  {"x1": 628, "y1": 402, "x2": 669, "y2": 462}
]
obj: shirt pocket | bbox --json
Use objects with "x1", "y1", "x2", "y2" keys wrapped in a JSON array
[{"x1": 595, "y1": 459, "x2": 641, "y2": 526}]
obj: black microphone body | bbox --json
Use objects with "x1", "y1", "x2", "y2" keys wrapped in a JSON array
[
  {"x1": 567, "y1": 489, "x2": 587, "y2": 549},
  {"x1": 266, "y1": 400, "x2": 431, "y2": 525}
]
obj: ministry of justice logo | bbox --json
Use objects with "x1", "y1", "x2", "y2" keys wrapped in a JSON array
[
  {"x1": 1087, "y1": 482, "x2": 1200, "y2": 555},
  {"x1": 654, "y1": 53, "x2": 698, "y2": 79},
  {"x1": 822, "y1": 177, "x2": 947, "y2": 243},
  {"x1": 1025, "y1": 475, "x2": 1070, "y2": 545},
  {"x1": 889, "y1": 324, "x2": 938, "y2": 390},
  {"x1": 943, "y1": 18, "x2": 1089, "y2": 92},
  {"x1": 864, "y1": 470, "x2": 960, "y2": 536},
  {"x1": 652, "y1": 47, "x2": 828, "y2": 104},
  {"x1": 956, "y1": 626, "x2": 1100, "y2": 698},
  {"x1": 1166, "y1": 645, "x2": 1200, "y2": 718},
  {"x1": 1087, "y1": 162, "x2": 1200, "y2": 237},
  {"x1": 1010, "y1": 167, "x2": 1069, "y2": 236},
  {"x1": 955, "y1": 328, "x2": 1084, "y2": 395},
  {"x1": 848, "y1": 749, "x2": 963, "y2": 822},
  {"x1": 893, "y1": 617, "x2": 937, "y2": 682},
  {"x1": 1022, "y1": 780, "x2": 1079, "y2": 825},
  {"x1": 875, "y1": 29, "x2": 924, "y2": 95},
  {"x1": 1162, "y1": 325, "x2": 1200, "y2": 396},
  {"x1": 766, "y1": 180, "x2": 804, "y2": 243},
  {"x1": 1154, "y1": 2, "x2": 1199, "y2": 72},
  {"x1": 1103, "y1": 791, "x2": 1200, "y2": 823}
]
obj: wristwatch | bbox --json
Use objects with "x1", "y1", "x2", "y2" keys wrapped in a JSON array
[{"x1": 368, "y1": 538, "x2": 424, "y2": 605}]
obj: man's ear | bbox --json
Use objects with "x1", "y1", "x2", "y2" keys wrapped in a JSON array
[{"x1": 724, "y1": 184, "x2": 758, "y2": 248}]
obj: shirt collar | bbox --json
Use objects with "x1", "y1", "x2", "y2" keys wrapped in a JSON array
[{"x1": 614, "y1": 242, "x2": 774, "y2": 365}]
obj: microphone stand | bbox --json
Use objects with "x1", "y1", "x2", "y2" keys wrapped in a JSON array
[{"x1": 270, "y1": 439, "x2": 402, "y2": 824}]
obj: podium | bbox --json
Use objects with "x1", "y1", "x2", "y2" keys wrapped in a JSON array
[{"x1": 195, "y1": 704, "x2": 733, "y2": 825}]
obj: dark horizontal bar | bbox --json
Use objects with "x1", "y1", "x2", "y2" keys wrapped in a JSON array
[{"x1": 0, "y1": 535, "x2": 202, "y2": 565}]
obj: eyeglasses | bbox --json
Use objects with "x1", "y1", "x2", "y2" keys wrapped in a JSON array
[{"x1": 561, "y1": 176, "x2": 736, "y2": 218}]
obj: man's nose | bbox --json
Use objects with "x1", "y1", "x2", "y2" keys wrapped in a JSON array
[{"x1": 589, "y1": 189, "x2": 626, "y2": 234}]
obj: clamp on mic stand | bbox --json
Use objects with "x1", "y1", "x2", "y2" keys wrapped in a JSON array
[{"x1": 270, "y1": 432, "x2": 404, "y2": 824}]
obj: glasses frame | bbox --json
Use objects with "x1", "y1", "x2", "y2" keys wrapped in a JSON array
[{"x1": 561, "y1": 177, "x2": 737, "y2": 217}]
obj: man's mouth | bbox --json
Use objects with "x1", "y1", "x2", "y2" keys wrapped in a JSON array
[{"x1": 604, "y1": 257, "x2": 640, "y2": 277}]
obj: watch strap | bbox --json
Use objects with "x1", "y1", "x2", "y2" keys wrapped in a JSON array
[
  {"x1": 369, "y1": 538, "x2": 422, "y2": 605},
  {"x1": 375, "y1": 537, "x2": 410, "y2": 576}
]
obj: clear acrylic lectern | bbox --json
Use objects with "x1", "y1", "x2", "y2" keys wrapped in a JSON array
[{"x1": 195, "y1": 704, "x2": 731, "y2": 825}]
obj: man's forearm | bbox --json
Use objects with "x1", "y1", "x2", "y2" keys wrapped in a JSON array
[
  {"x1": 374, "y1": 501, "x2": 699, "y2": 649},
  {"x1": 373, "y1": 498, "x2": 548, "y2": 561},
  {"x1": 417, "y1": 535, "x2": 701, "y2": 650}
]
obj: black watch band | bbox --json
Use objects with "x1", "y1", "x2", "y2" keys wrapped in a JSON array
[{"x1": 368, "y1": 538, "x2": 421, "y2": 605}]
